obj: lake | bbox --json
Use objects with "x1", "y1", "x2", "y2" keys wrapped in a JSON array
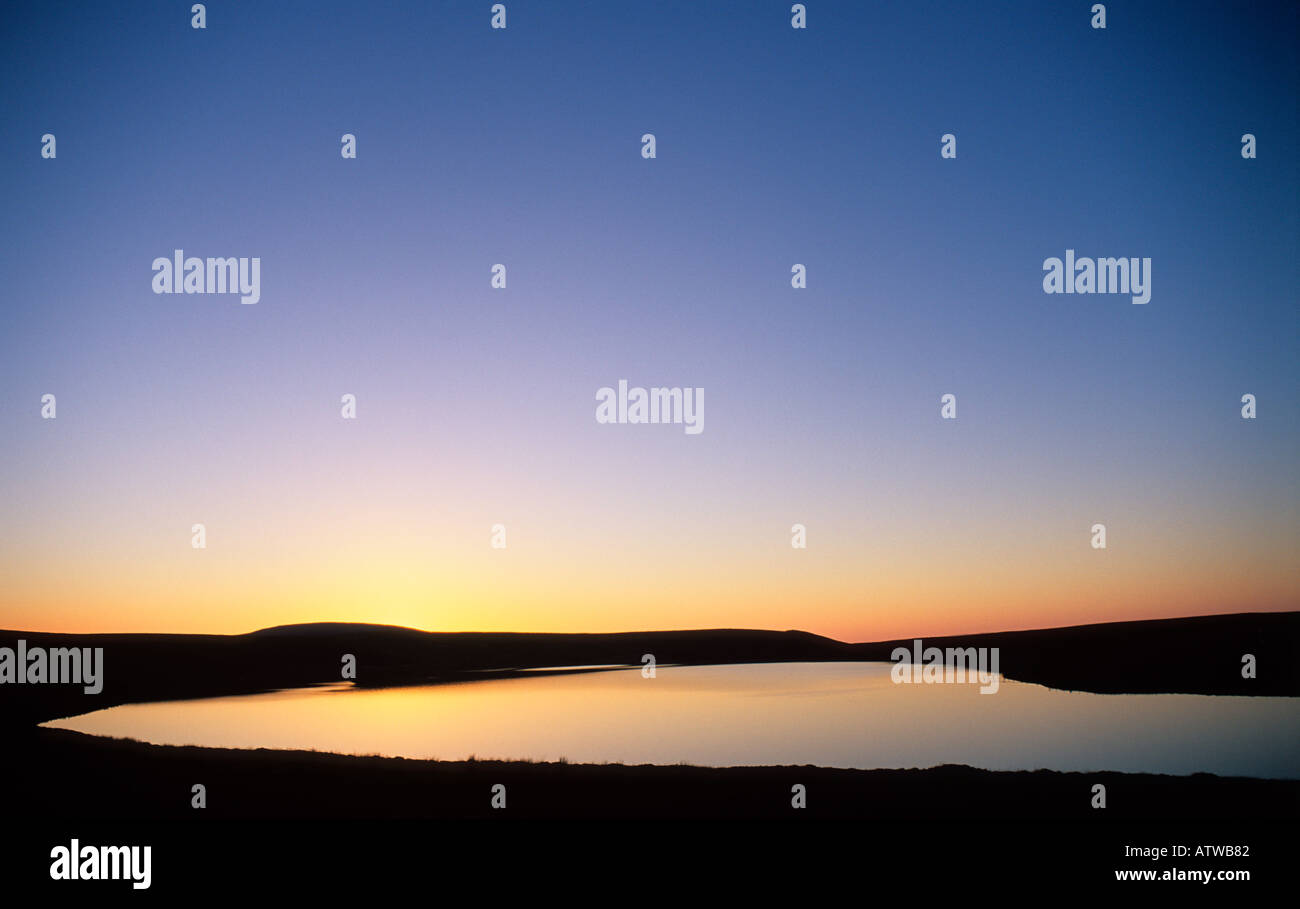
[{"x1": 44, "y1": 662, "x2": 1300, "y2": 778}]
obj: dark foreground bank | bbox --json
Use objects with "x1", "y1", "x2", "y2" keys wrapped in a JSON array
[
  {"x1": 7, "y1": 727, "x2": 1297, "y2": 821},
  {"x1": 2, "y1": 727, "x2": 1295, "y2": 894}
]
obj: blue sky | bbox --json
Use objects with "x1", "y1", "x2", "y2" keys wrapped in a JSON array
[{"x1": 0, "y1": 1, "x2": 1296, "y2": 636}]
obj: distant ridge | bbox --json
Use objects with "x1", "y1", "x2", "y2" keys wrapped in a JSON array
[
  {"x1": 248, "y1": 622, "x2": 431, "y2": 637},
  {"x1": 1, "y1": 611, "x2": 1295, "y2": 727}
]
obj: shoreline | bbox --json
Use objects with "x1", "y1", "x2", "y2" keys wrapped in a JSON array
[
  {"x1": 8, "y1": 727, "x2": 1298, "y2": 821},
  {"x1": 3, "y1": 611, "x2": 1297, "y2": 727}
]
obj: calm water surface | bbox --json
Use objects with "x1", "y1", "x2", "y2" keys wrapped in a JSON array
[{"x1": 45, "y1": 663, "x2": 1300, "y2": 778}]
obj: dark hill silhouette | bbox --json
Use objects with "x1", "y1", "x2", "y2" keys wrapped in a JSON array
[{"x1": 1, "y1": 611, "x2": 1295, "y2": 728}]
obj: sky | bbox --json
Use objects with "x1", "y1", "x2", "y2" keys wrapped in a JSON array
[{"x1": 1, "y1": 1, "x2": 1296, "y2": 641}]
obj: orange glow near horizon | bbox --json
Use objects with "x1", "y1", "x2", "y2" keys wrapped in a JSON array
[
  {"x1": 3, "y1": 390, "x2": 1296, "y2": 641},
  {"x1": 3, "y1": 517, "x2": 1295, "y2": 641}
]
